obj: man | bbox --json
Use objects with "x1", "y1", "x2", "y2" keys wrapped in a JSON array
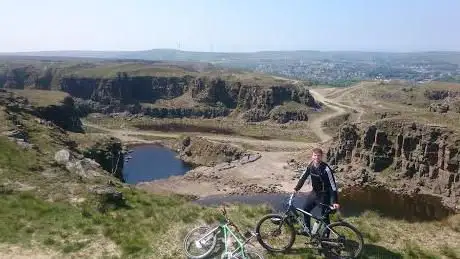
[{"x1": 293, "y1": 148, "x2": 339, "y2": 235}]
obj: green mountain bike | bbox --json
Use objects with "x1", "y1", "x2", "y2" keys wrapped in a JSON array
[
  {"x1": 183, "y1": 205, "x2": 264, "y2": 259},
  {"x1": 255, "y1": 193, "x2": 364, "y2": 258}
]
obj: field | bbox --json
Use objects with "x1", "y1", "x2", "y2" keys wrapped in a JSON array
[{"x1": 315, "y1": 81, "x2": 460, "y2": 130}]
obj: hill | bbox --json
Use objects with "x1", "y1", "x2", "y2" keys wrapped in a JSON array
[{"x1": 2, "y1": 49, "x2": 460, "y2": 86}]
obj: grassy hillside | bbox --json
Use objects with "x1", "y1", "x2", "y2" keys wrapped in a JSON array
[
  {"x1": 0, "y1": 57, "x2": 296, "y2": 88},
  {"x1": 0, "y1": 92, "x2": 459, "y2": 259}
]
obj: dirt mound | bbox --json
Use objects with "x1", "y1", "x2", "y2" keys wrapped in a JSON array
[{"x1": 175, "y1": 136, "x2": 249, "y2": 166}]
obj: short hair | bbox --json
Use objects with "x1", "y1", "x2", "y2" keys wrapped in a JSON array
[{"x1": 312, "y1": 148, "x2": 323, "y2": 155}]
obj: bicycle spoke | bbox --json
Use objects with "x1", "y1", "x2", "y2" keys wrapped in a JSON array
[{"x1": 321, "y1": 222, "x2": 363, "y2": 258}]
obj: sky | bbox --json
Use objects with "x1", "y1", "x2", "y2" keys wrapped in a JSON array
[{"x1": 1, "y1": 0, "x2": 459, "y2": 53}]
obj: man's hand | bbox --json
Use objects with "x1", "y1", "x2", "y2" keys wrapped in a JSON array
[{"x1": 332, "y1": 203, "x2": 340, "y2": 210}]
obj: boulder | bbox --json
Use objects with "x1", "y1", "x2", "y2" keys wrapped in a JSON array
[{"x1": 54, "y1": 149, "x2": 71, "y2": 165}]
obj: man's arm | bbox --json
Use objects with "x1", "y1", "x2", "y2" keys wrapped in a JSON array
[
  {"x1": 294, "y1": 166, "x2": 310, "y2": 191},
  {"x1": 325, "y1": 165, "x2": 339, "y2": 204}
]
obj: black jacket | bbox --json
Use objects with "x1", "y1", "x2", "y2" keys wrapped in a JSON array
[{"x1": 294, "y1": 161, "x2": 339, "y2": 204}]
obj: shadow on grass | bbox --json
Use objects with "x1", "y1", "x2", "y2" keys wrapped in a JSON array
[
  {"x1": 260, "y1": 244, "x2": 403, "y2": 259},
  {"x1": 358, "y1": 244, "x2": 403, "y2": 259}
]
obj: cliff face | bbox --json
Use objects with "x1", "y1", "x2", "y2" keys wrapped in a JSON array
[
  {"x1": 327, "y1": 120, "x2": 460, "y2": 209},
  {"x1": 1, "y1": 64, "x2": 318, "y2": 121},
  {"x1": 60, "y1": 75, "x2": 316, "y2": 121},
  {"x1": 60, "y1": 75, "x2": 190, "y2": 105},
  {"x1": 83, "y1": 137, "x2": 124, "y2": 181},
  {"x1": 0, "y1": 91, "x2": 83, "y2": 133}
]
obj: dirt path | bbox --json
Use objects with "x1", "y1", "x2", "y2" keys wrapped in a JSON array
[
  {"x1": 83, "y1": 122, "x2": 314, "y2": 151},
  {"x1": 308, "y1": 88, "x2": 356, "y2": 142}
]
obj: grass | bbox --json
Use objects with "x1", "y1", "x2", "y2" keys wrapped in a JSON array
[
  {"x1": 1, "y1": 128, "x2": 460, "y2": 259},
  {"x1": 83, "y1": 116, "x2": 320, "y2": 143},
  {"x1": 8, "y1": 89, "x2": 69, "y2": 107}
]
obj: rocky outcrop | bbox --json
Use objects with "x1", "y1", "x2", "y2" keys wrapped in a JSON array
[
  {"x1": 239, "y1": 108, "x2": 269, "y2": 122},
  {"x1": 73, "y1": 98, "x2": 231, "y2": 119},
  {"x1": 176, "y1": 136, "x2": 248, "y2": 166},
  {"x1": 63, "y1": 75, "x2": 315, "y2": 119},
  {"x1": 0, "y1": 90, "x2": 84, "y2": 133},
  {"x1": 2, "y1": 63, "x2": 318, "y2": 122},
  {"x1": 36, "y1": 96, "x2": 83, "y2": 132},
  {"x1": 82, "y1": 137, "x2": 124, "y2": 181},
  {"x1": 327, "y1": 120, "x2": 460, "y2": 210},
  {"x1": 54, "y1": 149, "x2": 103, "y2": 179},
  {"x1": 429, "y1": 102, "x2": 449, "y2": 113},
  {"x1": 268, "y1": 105, "x2": 309, "y2": 124},
  {"x1": 424, "y1": 89, "x2": 460, "y2": 100}
]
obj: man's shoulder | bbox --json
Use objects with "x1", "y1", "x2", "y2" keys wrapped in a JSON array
[{"x1": 321, "y1": 162, "x2": 333, "y2": 171}]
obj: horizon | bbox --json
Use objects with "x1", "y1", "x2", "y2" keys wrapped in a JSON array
[
  {"x1": 3, "y1": 48, "x2": 460, "y2": 55},
  {"x1": 1, "y1": 0, "x2": 460, "y2": 53}
]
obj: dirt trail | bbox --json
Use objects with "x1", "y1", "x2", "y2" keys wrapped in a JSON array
[
  {"x1": 308, "y1": 89, "x2": 356, "y2": 142},
  {"x1": 83, "y1": 122, "x2": 314, "y2": 151}
]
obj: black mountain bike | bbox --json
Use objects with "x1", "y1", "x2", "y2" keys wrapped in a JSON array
[{"x1": 255, "y1": 193, "x2": 364, "y2": 258}]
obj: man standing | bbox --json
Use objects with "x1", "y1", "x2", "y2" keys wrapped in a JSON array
[{"x1": 293, "y1": 148, "x2": 340, "y2": 235}]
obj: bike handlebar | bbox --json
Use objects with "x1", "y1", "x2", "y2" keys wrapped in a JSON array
[{"x1": 220, "y1": 204, "x2": 243, "y2": 235}]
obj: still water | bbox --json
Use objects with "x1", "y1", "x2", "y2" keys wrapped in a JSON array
[{"x1": 122, "y1": 144, "x2": 191, "y2": 184}]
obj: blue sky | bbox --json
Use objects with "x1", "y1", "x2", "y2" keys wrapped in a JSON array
[{"x1": 1, "y1": 0, "x2": 459, "y2": 52}]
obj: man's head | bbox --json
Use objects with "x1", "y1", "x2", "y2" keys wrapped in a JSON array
[{"x1": 311, "y1": 148, "x2": 323, "y2": 165}]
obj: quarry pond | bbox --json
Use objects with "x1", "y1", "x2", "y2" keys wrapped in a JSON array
[
  {"x1": 122, "y1": 144, "x2": 192, "y2": 184},
  {"x1": 195, "y1": 186, "x2": 456, "y2": 222},
  {"x1": 124, "y1": 144, "x2": 456, "y2": 222}
]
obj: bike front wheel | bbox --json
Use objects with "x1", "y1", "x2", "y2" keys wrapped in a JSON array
[
  {"x1": 231, "y1": 247, "x2": 265, "y2": 259},
  {"x1": 255, "y1": 214, "x2": 296, "y2": 252},
  {"x1": 321, "y1": 221, "x2": 364, "y2": 258},
  {"x1": 183, "y1": 225, "x2": 218, "y2": 259}
]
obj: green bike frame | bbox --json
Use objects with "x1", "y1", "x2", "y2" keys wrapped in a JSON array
[{"x1": 197, "y1": 221, "x2": 254, "y2": 259}]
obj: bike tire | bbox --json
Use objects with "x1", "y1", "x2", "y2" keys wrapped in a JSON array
[
  {"x1": 255, "y1": 214, "x2": 296, "y2": 252},
  {"x1": 321, "y1": 221, "x2": 364, "y2": 259},
  {"x1": 245, "y1": 250, "x2": 264, "y2": 259},
  {"x1": 183, "y1": 225, "x2": 218, "y2": 259}
]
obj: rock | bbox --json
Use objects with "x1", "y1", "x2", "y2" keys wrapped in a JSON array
[
  {"x1": 83, "y1": 137, "x2": 124, "y2": 181},
  {"x1": 239, "y1": 108, "x2": 268, "y2": 122},
  {"x1": 176, "y1": 136, "x2": 247, "y2": 166},
  {"x1": 327, "y1": 120, "x2": 460, "y2": 209},
  {"x1": 54, "y1": 149, "x2": 71, "y2": 165},
  {"x1": 35, "y1": 96, "x2": 84, "y2": 133},
  {"x1": 429, "y1": 103, "x2": 449, "y2": 113},
  {"x1": 65, "y1": 158, "x2": 101, "y2": 178},
  {"x1": 90, "y1": 186, "x2": 125, "y2": 212}
]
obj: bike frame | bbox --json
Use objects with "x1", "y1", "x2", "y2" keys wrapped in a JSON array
[
  {"x1": 195, "y1": 221, "x2": 254, "y2": 258},
  {"x1": 284, "y1": 194, "x2": 341, "y2": 240}
]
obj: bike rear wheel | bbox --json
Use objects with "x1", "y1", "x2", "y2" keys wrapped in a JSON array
[
  {"x1": 183, "y1": 225, "x2": 218, "y2": 259},
  {"x1": 255, "y1": 214, "x2": 296, "y2": 252},
  {"x1": 320, "y1": 221, "x2": 364, "y2": 259}
]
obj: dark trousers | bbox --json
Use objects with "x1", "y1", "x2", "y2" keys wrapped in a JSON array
[{"x1": 302, "y1": 191, "x2": 331, "y2": 235}]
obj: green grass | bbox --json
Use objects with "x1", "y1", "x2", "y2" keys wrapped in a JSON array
[
  {"x1": 9, "y1": 89, "x2": 69, "y2": 107},
  {"x1": 83, "y1": 116, "x2": 319, "y2": 143}
]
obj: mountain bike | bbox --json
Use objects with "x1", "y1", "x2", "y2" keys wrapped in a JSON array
[
  {"x1": 255, "y1": 193, "x2": 364, "y2": 258},
  {"x1": 183, "y1": 205, "x2": 264, "y2": 259}
]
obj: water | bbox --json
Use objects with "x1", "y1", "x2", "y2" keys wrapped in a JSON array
[
  {"x1": 122, "y1": 144, "x2": 192, "y2": 184},
  {"x1": 195, "y1": 186, "x2": 456, "y2": 222}
]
